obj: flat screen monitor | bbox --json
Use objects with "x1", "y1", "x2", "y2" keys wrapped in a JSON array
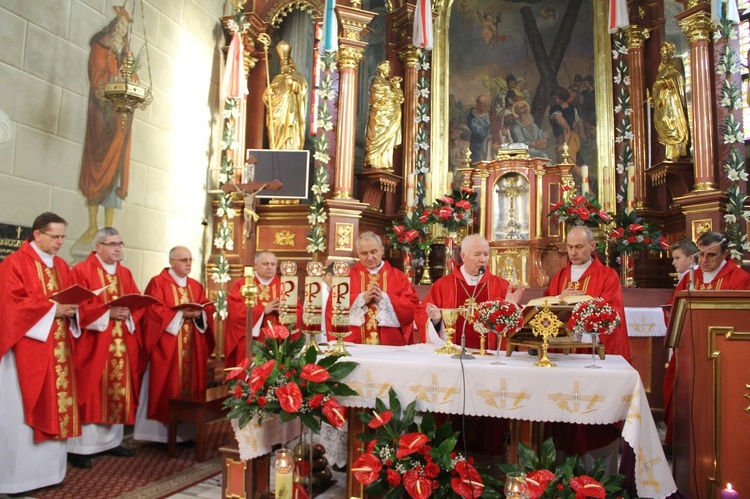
[{"x1": 245, "y1": 149, "x2": 311, "y2": 200}]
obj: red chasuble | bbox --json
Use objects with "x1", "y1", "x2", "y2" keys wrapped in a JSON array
[
  {"x1": 225, "y1": 275, "x2": 303, "y2": 368},
  {"x1": 544, "y1": 258, "x2": 630, "y2": 360},
  {"x1": 416, "y1": 267, "x2": 510, "y2": 350},
  {"x1": 141, "y1": 269, "x2": 216, "y2": 423},
  {"x1": 0, "y1": 242, "x2": 81, "y2": 442},
  {"x1": 71, "y1": 252, "x2": 143, "y2": 425},
  {"x1": 328, "y1": 261, "x2": 419, "y2": 346},
  {"x1": 662, "y1": 259, "x2": 750, "y2": 444}
]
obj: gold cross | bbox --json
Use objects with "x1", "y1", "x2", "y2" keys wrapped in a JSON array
[
  {"x1": 409, "y1": 373, "x2": 460, "y2": 405},
  {"x1": 547, "y1": 380, "x2": 605, "y2": 413},
  {"x1": 109, "y1": 338, "x2": 127, "y2": 357},
  {"x1": 54, "y1": 342, "x2": 69, "y2": 363},
  {"x1": 57, "y1": 392, "x2": 73, "y2": 413},
  {"x1": 108, "y1": 382, "x2": 126, "y2": 401},
  {"x1": 346, "y1": 369, "x2": 390, "y2": 399},
  {"x1": 477, "y1": 378, "x2": 531, "y2": 410},
  {"x1": 636, "y1": 445, "x2": 663, "y2": 492},
  {"x1": 55, "y1": 365, "x2": 70, "y2": 390},
  {"x1": 461, "y1": 297, "x2": 477, "y2": 323}
]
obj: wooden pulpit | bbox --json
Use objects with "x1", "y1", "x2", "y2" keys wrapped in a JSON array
[{"x1": 667, "y1": 290, "x2": 750, "y2": 498}]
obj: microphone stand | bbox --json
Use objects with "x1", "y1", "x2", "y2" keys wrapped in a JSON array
[{"x1": 451, "y1": 267, "x2": 485, "y2": 360}]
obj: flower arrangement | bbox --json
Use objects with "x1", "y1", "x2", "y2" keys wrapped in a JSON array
[
  {"x1": 499, "y1": 438, "x2": 627, "y2": 499},
  {"x1": 353, "y1": 388, "x2": 503, "y2": 499},
  {"x1": 473, "y1": 300, "x2": 524, "y2": 336},
  {"x1": 421, "y1": 186, "x2": 478, "y2": 233},
  {"x1": 568, "y1": 298, "x2": 620, "y2": 337},
  {"x1": 549, "y1": 191, "x2": 612, "y2": 228},
  {"x1": 224, "y1": 324, "x2": 359, "y2": 432},
  {"x1": 607, "y1": 211, "x2": 668, "y2": 254},
  {"x1": 386, "y1": 214, "x2": 432, "y2": 254}
]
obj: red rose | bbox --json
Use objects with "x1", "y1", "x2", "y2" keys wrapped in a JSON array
[
  {"x1": 257, "y1": 396, "x2": 267, "y2": 406},
  {"x1": 424, "y1": 461, "x2": 440, "y2": 478},
  {"x1": 275, "y1": 382, "x2": 303, "y2": 412},
  {"x1": 451, "y1": 461, "x2": 484, "y2": 499},
  {"x1": 351, "y1": 453, "x2": 382, "y2": 485},
  {"x1": 526, "y1": 469, "x2": 555, "y2": 499},
  {"x1": 439, "y1": 206, "x2": 453, "y2": 220},
  {"x1": 300, "y1": 363, "x2": 330, "y2": 382},
  {"x1": 386, "y1": 468, "x2": 402, "y2": 487},
  {"x1": 396, "y1": 432, "x2": 429, "y2": 459},
  {"x1": 225, "y1": 358, "x2": 250, "y2": 380},
  {"x1": 455, "y1": 199, "x2": 471, "y2": 210},
  {"x1": 308, "y1": 393, "x2": 325, "y2": 409},
  {"x1": 367, "y1": 409, "x2": 393, "y2": 429},
  {"x1": 403, "y1": 469, "x2": 433, "y2": 499},
  {"x1": 569, "y1": 475, "x2": 606, "y2": 498},
  {"x1": 322, "y1": 398, "x2": 347, "y2": 428},
  {"x1": 233, "y1": 384, "x2": 243, "y2": 398}
]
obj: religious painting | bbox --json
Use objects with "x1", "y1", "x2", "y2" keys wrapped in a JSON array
[{"x1": 433, "y1": 0, "x2": 614, "y2": 207}]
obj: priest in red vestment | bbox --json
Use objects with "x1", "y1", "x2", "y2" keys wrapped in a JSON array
[
  {"x1": 225, "y1": 250, "x2": 302, "y2": 368},
  {"x1": 662, "y1": 231, "x2": 750, "y2": 445},
  {"x1": 134, "y1": 246, "x2": 215, "y2": 443},
  {"x1": 327, "y1": 232, "x2": 419, "y2": 345},
  {"x1": 67, "y1": 227, "x2": 143, "y2": 468},
  {"x1": 0, "y1": 213, "x2": 81, "y2": 494},
  {"x1": 416, "y1": 234, "x2": 524, "y2": 350}
]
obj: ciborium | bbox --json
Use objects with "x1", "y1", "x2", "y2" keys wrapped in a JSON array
[
  {"x1": 529, "y1": 305, "x2": 563, "y2": 367},
  {"x1": 327, "y1": 329, "x2": 352, "y2": 357},
  {"x1": 434, "y1": 308, "x2": 462, "y2": 355}
]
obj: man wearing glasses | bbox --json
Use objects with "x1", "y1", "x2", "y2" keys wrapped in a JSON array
[
  {"x1": 0, "y1": 213, "x2": 81, "y2": 494},
  {"x1": 67, "y1": 227, "x2": 142, "y2": 468},
  {"x1": 663, "y1": 231, "x2": 750, "y2": 446},
  {"x1": 134, "y1": 246, "x2": 215, "y2": 443}
]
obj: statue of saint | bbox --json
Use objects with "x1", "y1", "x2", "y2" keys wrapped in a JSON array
[
  {"x1": 263, "y1": 41, "x2": 308, "y2": 150},
  {"x1": 652, "y1": 41, "x2": 690, "y2": 160},
  {"x1": 364, "y1": 61, "x2": 404, "y2": 169}
]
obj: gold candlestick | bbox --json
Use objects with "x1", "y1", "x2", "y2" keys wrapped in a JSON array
[
  {"x1": 434, "y1": 308, "x2": 462, "y2": 355},
  {"x1": 529, "y1": 305, "x2": 563, "y2": 368}
]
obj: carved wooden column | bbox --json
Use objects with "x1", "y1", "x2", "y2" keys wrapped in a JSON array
[
  {"x1": 242, "y1": 14, "x2": 269, "y2": 150},
  {"x1": 625, "y1": 25, "x2": 650, "y2": 210},
  {"x1": 397, "y1": 45, "x2": 420, "y2": 200},
  {"x1": 677, "y1": 4, "x2": 717, "y2": 192}
]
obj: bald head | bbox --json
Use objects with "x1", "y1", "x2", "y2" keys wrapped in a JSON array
[
  {"x1": 566, "y1": 226, "x2": 595, "y2": 265},
  {"x1": 169, "y1": 246, "x2": 193, "y2": 278}
]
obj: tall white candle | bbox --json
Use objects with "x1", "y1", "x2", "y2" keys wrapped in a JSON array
[
  {"x1": 406, "y1": 173, "x2": 416, "y2": 207},
  {"x1": 580, "y1": 164, "x2": 589, "y2": 196},
  {"x1": 626, "y1": 165, "x2": 635, "y2": 214},
  {"x1": 424, "y1": 172, "x2": 432, "y2": 205}
]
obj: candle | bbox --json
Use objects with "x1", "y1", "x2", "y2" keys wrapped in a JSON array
[
  {"x1": 274, "y1": 448, "x2": 294, "y2": 499},
  {"x1": 406, "y1": 173, "x2": 416, "y2": 208},
  {"x1": 721, "y1": 483, "x2": 739, "y2": 499},
  {"x1": 447, "y1": 171, "x2": 454, "y2": 190},
  {"x1": 580, "y1": 164, "x2": 589, "y2": 196},
  {"x1": 626, "y1": 165, "x2": 635, "y2": 214},
  {"x1": 424, "y1": 172, "x2": 432, "y2": 205}
]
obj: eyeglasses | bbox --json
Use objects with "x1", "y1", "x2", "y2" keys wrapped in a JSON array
[
  {"x1": 40, "y1": 232, "x2": 66, "y2": 241},
  {"x1": 171, "y1": 258, "x2": 194, "y2": 264},
  {"x1": 697, "y1": 251, "x2": 723, "y2": 261},
  {"x1": 99, "y1": 241, "x2": 125, "y2": 248}
]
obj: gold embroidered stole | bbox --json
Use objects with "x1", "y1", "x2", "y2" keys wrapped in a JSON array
[
  {"x1": 257, "y1": 279, "x2": 279, "y2": 323},
  {"x1": 697, "y1": 277, "x2": 724, "y2": 290},
  {"x1": 97, "y1": 267, "x2": 132, "y2": 423},
  {"x1": 172, "y1": 283, "x2": 196, "y2": 395},
  {"x1": 454, "y1": 278, "x2": 487, "y2": 331},
  {"x1": 359, "y1": 270, "x2": 387, "y2": 344},
  {"x1": 561, "y1": 274, "x2": 592, "y2": 293},
  {"x1": 34, "y1": 261, "x2": 80, "y2": 438}
]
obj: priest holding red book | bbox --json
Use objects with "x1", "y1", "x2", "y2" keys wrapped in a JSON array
[
  {"x1": 134, "y1": 246, "x2": 215, "y2": 443},
  {"x1": 67, "y1": 227, "x2": 143, "y2": 469}
]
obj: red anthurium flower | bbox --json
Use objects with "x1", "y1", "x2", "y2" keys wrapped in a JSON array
[
  {"x1": 574, "y1": 206, "x2": 590, "y2": 220},
  {"x1": 322, "y1": 398, "x2": 347, "y2": 428},
  {"x1": 455, "y1": 199, "x2": 472, "y2": 210},
  {"x1": 526, "y1": 469, "x2": 555, "y2": 499},
  {"x1": 628, "y1": 223, "x2": 645, "y2": 234},
  {"x1": 659, "y1": 235, "x2": 669, "y2": 250},
  {"x1": 609, "y1": 227, "x2": 624, "y2": 239},
  {"x1": 367, "y1": 409, "x2": 393, "y2": 429},
  {"x1": 569, "y1": 475, "x2": 606, "y2": 499},
  {"x1": 550, "y1": 201, "x2": 564, "y2": 211},
  {"x1": 396, "y1": 432, "x2": 429, "y2": 458},
  {"x1": 572, "y1": 195, "x2": 587, "y2": 205},
  {"x1": 450, "y1": 461, "x2": 484, "y2": 499},
  {"x1": 598, "y1": 210, "x2": 611, "y2": 221},
  {"x1": 248, "y1": 359, "x2": 276, "y2": 392},
  {"x1": 403, "y1": 230, "x2": 419, "y2": 243},
  {"x1": 225, "y1": 357, "x2": 250, "y2": 381},
  {"x1": 263, "y1": 324, "x2": 290, "y2": 339},
  {"x1": 392, "y1": 225, "x2": 405, "y2": 236},
  {"x1": 461, "y1": 186, "x2": 475, "y2": 194},
  {"x1": 420, "y1": 209, "x2": 430, "y2": 224},
  {"x1": 292, "y1": 484, "x2": 309, "y2": 499},
  {"x1": 403, "y1": 469, "x2": 433, "y2": 499},
  {"x1": 300, "y1": 363, "x2": 330, "y2": 382},
  {"x1": 440, "y1": 196, "x2": 455, "y2": 205},
  {"x1": 439, "y1": 206, "x2": 453, "y2": 220},
  {"x1": 275, "y1": 382, "x2": 303, "y2": 412},
  {"x1": 351, "y1": 453, "x2": 382, "y2": 485}
]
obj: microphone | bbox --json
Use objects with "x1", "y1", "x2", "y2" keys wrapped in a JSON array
[
  {"x1": 453, "y1": 266, "x2": 486, "y2": 360},
  {"x1": 689, "y1": 238, "x2": 726, "y2": 290}
]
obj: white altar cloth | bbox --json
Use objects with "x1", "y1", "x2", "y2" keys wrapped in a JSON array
[
  {"x1": 338, "y1": 343, "x2": 676, "y2": 499},
  {"x1": 625, "y1": 307, "x2": 667, "y2": 337}
]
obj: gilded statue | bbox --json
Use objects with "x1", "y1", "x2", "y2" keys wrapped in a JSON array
[
  {"x1": 364, "y1": 61, "x2": 404, "y2": 169},
  {"x1": 263, "y1": 41, "x2": 308, "y2": 150},
  {"x1": 651, "y1": 41, "x2": 690, "y2": 160}
]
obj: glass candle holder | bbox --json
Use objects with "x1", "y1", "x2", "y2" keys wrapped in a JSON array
[{"x1": 274, "y1": 448, "x2": 294, "y2": 499}]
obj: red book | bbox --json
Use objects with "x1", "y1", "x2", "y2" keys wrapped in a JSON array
[
  {"x1": 171, "y1": 301, "x2": 215, "y2": 311},
  {"x1": 49, "y1": 284, "x2": 97, "y2": 305},
  {"x1": 107, "y1": 294, "x2": 160, "y2": 309}
]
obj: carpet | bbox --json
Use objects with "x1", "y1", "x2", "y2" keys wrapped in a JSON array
[{"x1": 31, "y1": 420, "x2": 233, "y2": 499}]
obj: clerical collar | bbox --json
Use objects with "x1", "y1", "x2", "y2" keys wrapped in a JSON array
[
  {"x1": 367, "y1": 261, "x2": 385, "y2": 274},
  {"x1": 460, "y1": 266, "x2": 484, "y2": 286},
  {"x1": 702, "y1": 260, "x2": 727, "y2": 284},
  {"x1": 95, "y1": 253, "x2": 118, "y2": 275},
  {"x1": 30, "y1": 241, "x2": 55, "y2": 268},
  {"x1": 257, "y1": 274, "x2": 273, "y2": 286},
  {"x1": 570, "y1": 258, "x2": 593, "y2": 282},
  {"x1": 168, "y1": 268, "x2": 187, "y2": 287}
]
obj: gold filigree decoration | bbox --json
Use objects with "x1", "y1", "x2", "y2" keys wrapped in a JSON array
[{"x1": 274, "y1": 230, "x2": 296, "y2": 247}]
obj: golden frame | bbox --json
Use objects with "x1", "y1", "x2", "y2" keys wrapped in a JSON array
[{"x1": 431, "y1": 0, "x2": 615, "y2": 210}]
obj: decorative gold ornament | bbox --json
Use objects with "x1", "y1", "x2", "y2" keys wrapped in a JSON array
[
  {"x1": 434, "y1": 308, "x2": 463, "y2": 355},
  {"x1": 241, "y1": 266, "x2": 258, "y2": 308},
  {"x1": 274, "y1": 230, "x2": 296, "y2": 246},
  {"x1": 529, "y1": 305, "x2": 563, "y2": 367}
]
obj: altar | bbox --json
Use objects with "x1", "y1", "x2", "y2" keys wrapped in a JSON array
[{"x1": 338, "y1": 343, "x2": 677, "y2": 499}]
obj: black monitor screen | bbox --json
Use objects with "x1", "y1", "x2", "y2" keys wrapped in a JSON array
[{"x1": 246, "y1": 149, "x2": 311, "y2": 200}]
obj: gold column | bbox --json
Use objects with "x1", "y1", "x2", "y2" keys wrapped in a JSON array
[
  {"x1": 398, "y1": 45, "x2": 420, "y2": 201},
  {"x1": 626, "y1": 26, "x2": 650, "y2": 210},
  {"x1": 332, "y1": 6, "x2": 376, "y2": 200},
  {"x1": 678, "y1": 7, "x2": 717, "y2": 191}
]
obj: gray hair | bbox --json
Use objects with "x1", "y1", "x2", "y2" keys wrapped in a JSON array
[
  {"x1": 94, "y1": 227, "x2": 120, "y2": 244},
  {"x1": 356, "y1": 231, "x2": 383, "y2": 250},
  {"x1": 169, "y1": 246, "x2": 189, "y2": 259},
  {"x1": 567, "y1": 225, "x2": 594, "y2": 243},
  {"x1": 255, "y1": 250, "x2": 277, "y2": 263},
  {"x1": 460, "y1": 233, "x2": 488, "y2": 251}
]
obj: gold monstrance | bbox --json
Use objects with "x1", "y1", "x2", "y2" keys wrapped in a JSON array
[
  {"x1": 434, "y1": 308, "x2": 463, "y2": 355},
  {"x1": 528, "y1": 305, "x2": 563, "y2": 367},
  {"x1": 497, "y1": 173, "x2": 528, "y2": 240}
]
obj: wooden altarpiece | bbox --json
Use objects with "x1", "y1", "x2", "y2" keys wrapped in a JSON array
[
  {"x1": 458, "y1": 153, "x2": 573, "y2": 288},
  {"x1": 667, "y1": 290, "x2": 750, "y2": 498}
]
